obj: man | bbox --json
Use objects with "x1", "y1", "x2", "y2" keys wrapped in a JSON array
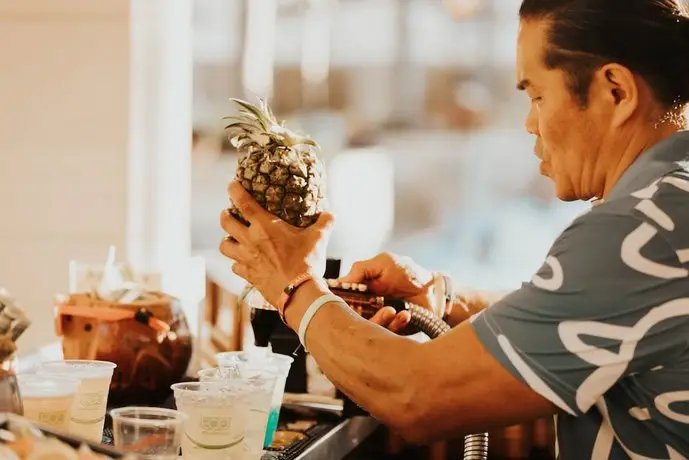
[{"x1": 220, "y1": 0, "x2": 689, "y2": 458}]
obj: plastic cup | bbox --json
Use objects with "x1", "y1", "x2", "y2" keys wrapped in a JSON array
[
  {"x1": 16, "y1": 374, "x2": 80, "y2": 432},
  {"x1": 198, "y1": 368, "x2": 277, "y2": 459},
  {"x1": 215, "y1": 349, "x2": 294, "y2": 447},
  {"x1": 37, "y1": 360, "x2": 116, "y2": 442},
  {"x1": 262, "y1": 354, "x2": 293, "y2": 447},
  {"x1": 110, "y1": 407, "x2": 187, "y2": 459},
  {"x1": 172, "y1": 381, "x2": 251, "y2": 460}
]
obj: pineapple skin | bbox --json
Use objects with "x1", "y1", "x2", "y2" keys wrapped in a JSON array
[
  {"x1": 233, "y1": 148, "x2": 325, "y2": 228},
  {"x1": 225, "y1": 98, "x2": 326, "y2": 228}
]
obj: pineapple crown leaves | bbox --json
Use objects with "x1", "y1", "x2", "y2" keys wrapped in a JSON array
[{"x1": 223, "y1": 97, "x2": 320, "y2": 153}]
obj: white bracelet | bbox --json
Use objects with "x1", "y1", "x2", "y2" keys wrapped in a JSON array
[
  {"x1": 432, "y1": 273, "x2": 447, "y2": 318},
  {"x1": 298, "y1": 294, "x2": 344, "y2": 351}
]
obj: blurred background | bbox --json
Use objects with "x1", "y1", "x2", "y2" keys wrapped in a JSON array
[
  {"x1": 0, "y1": 0, "x2": 593, "y2": 355},
  {"x1": 190, "y1": 0, "x2": 590, "y2": 289}
]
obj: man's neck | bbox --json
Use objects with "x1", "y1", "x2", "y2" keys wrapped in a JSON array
[{"x1": 600, "y1": 124, "x2": 680, "y2": 199}]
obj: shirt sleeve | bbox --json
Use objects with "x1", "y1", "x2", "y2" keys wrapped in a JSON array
[{"x1": 470, "y1": 208, "x2": 689, "y2": 416}]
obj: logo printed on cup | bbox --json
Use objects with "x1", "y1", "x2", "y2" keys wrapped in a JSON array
[
  {"x1": 201, "y1": 416, "x2": 232, "y2": 434},
  {"x1": 79, "y1": 392, "x2": 105, "y2": 409},
  {"x1": 38, "y1": 411, "x2": 66, "y2": 426}
]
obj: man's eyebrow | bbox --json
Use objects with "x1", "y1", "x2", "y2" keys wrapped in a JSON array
[{"x1": 516, "y1": 79, "x2": 531, "y2": 91}]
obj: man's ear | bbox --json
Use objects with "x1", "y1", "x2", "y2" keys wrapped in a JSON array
[{"x1": 590, "y1": 63, "x2": 639, "y2": 127}]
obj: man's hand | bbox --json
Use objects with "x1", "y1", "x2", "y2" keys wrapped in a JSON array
[
  {"x1": 339, "y1": 253, "x2": 436, "y2": 332},
  {"x1": 219, "y1": 181, "x2": 335, "y2": 308}
]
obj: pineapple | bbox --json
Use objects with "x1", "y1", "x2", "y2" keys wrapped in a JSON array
[{"x1": 224, "y1": 97, "x2": 326, "y2": 228}]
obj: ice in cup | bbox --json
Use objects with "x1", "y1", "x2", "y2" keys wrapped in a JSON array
[
  {"x1": 37, "y1": 360, "x2": 116, "y2": 442},
  {"x1": 215, "y1": 349, "x2": 294, "y2": 447},
  {"x1": 198, "y1": 367, "x2": 277, "y2": 459},
  {"x1": 110, "y1": 407, "x2": 187, "y2": 460},
  {"x1": 16, "y1": 374, "x2": 80, "y2": 432},
  {"x1": 172, "y1": 381, "x2": 251, "y2": 460}
]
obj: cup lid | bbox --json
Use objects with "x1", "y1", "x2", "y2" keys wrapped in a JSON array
[
  {"x1": 17, "y1": 374, "x2": 80, "y2": 397},
  {"x1": 37, "y1": 360, "x2": 117, "y2": 380}
]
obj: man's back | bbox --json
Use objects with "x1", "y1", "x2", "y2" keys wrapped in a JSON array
[{"x1": 471, "y1": 132, "x2": 689, "y2": 459}]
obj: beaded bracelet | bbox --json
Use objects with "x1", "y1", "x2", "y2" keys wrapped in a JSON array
[{"x1": 277, "y1": 272, "x2": 313, "y2": 323}]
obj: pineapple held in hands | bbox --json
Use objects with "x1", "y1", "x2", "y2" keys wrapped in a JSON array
[{"x1": 224, "y1": 97, "x2": 326, "y2": 228}]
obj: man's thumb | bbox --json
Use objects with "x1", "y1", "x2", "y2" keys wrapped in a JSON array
[{"x1": 314, "y1": 211, "x2": 336, "y2": 233}]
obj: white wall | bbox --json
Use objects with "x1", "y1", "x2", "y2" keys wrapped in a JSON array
[
  {"x1": 0, "y1": 0, "x2": 196, "y2": 356},
  {"x1": 0, "y1": 0, "x2": 131, "y2": 354}
]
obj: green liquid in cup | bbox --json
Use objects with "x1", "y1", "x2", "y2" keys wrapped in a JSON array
[{"x1": 263, "y1": 406, "x2": 281, "y2": 447}]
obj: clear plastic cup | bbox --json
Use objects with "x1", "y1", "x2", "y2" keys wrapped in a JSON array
[
  {"x1": 215, "y1": 349, "x2": 294, "y2": 447},
  {"x1": 262, "y1": 354, "x2": 293, "y2": 447},
  {"x1": 198, "y1": 368, "x2": 277, "y2": 459},
  {"x1": 16, "y1": 374, "x2": 80, "y2": 432},
  {"x1": 110, "y1": 407, "x2": 187, "y2": 459},
  {"x1": 36, "y1": 360, "x2": 116, "y2": 442},
  {"x1": 172, "y1": 381, "x2": 252, "y2": 460}
]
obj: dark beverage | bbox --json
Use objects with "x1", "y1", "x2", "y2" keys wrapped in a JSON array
[
  {"x1": 248, "y1": 257, "x2": 340, "y2": 348},
  {"x1": 250, "y1": 307, "x2": 282, "y2": 347}
]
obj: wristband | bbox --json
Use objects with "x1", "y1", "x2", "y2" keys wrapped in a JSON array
[
  {"x1": 441, "y1": 274, "x2": 454, "y2": 320},
  {"x1": 430, "y1": 273, "x2": 446, "y2": 318},
  {"x1": 298, "y1": 294, "x2": 344, "y2": 351},
  {"x1": 278, "y1": 272, "x2": 313, "y2": 323},
  {"x1": 432, "y1": 273, "x2": 455, "y2": 321}
]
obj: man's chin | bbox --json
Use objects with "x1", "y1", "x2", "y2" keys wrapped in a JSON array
[{"x1": 538, "y1": 167, "x2": 582, "y2": 202}]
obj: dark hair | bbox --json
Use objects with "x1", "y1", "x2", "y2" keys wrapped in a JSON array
[{"x1": 519, "y1": 0, "x2": 689, "y2": 109}]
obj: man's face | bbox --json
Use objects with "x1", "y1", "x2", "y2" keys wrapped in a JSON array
[{"x1": 516, "y1": 20, "x2": 606, "y2": 201}]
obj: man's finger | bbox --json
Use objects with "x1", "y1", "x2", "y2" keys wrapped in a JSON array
[
  {"x1": 219, "y1": 236, "x2": 252, "y2": 263},
  {"x1": 338, "y1": 259, "x2": 380, "y2": 283},
  {"x1": 220, "y1": 208, "x2": 250, "y2": 244},
  {"x1": 387, "y1": 310, "x2": 411, "y2": 333},
  {"x1": 369, "y1": 307, "x2": 397, "y2": 328},
  {"x1": 228, "y1": 181, "x2": 266, "y2": 224},
  {"x1": 313, "y1": 211, "x2": 336, "y2": 235},
  {"x1": 231, "y1": 262, "x2": 251, "y2": 282}
]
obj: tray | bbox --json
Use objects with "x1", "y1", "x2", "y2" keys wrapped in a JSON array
[{"x1": 0, "y1": 412, "x2": 128, "y2": 458}]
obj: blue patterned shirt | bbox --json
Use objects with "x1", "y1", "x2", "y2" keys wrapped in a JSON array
[{"x1": 472, "y1": 131, "x2": 689, "y2": 459}]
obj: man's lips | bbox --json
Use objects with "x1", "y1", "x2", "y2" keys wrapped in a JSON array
[
  {"x1": 534, "y1": 144, "x2": 550, "y2": 174},
  {"x1": 539, "y1": 159, "x2": 550, "y2": 175}
]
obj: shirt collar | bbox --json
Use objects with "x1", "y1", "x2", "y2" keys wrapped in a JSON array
[{"x1": 607, "y1": 130, "x2": 689, "y2": 200}]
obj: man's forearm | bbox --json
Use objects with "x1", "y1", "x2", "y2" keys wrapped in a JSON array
[
  {"x1": 284, "y1": 279, "x2": 424, "y2": 433},
  {"x1": 281, "y1": 279, "x2": 556, "y2": 444}
]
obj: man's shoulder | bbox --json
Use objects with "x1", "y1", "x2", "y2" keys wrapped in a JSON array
[
  {"x1": 584, "y1": 166, "x2": 689, "y2": 252},
  {"x1": 534, "y1": 169, "x2": 689, "y2": 293}
]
